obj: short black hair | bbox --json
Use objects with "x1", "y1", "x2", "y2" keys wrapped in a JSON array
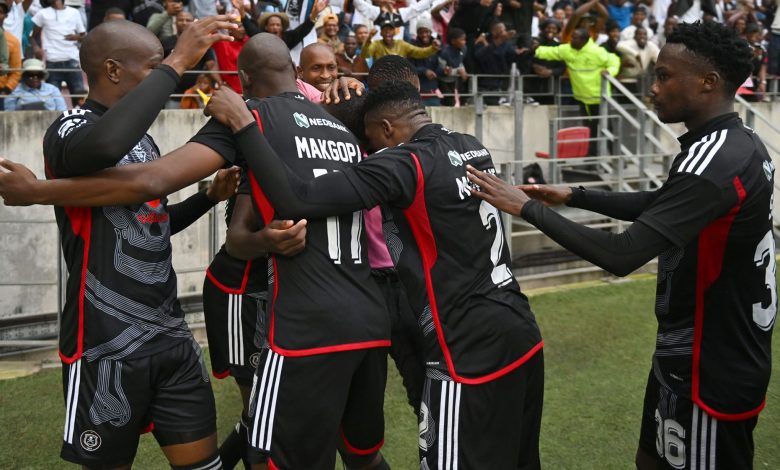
[
  {"x1": 323, "y1": 89, "x2": 367, "y2": 143},
  {"x1": 666, "y1": 21, "x2": 752, "y2": 95},
  {"x1": 447, "y1": 27, "x2": 466, "y2": 43},
  {"x1": 367, "y1": 55, "x2": 417, "y2": 90},
  {"x1": 363, "y1": 81, "x2": 424, "y2": 121}
]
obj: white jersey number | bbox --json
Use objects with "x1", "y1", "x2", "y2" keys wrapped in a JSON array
[
  {"x1": 313, "y1": 169, "x2": 363, "y2": 265},
  {"x1": 752, "y1": 230, "x2": 777, "y2": 331},
  {"x1": 479, "y1": 201, "x2": 514, "y2": 287},
  {"x1": 655, "y1": 411, "x2": 686, "y2": 469}
]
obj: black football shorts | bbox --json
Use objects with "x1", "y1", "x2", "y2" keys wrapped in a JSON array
[
  {"x1": 60, "y1": 339, "x2": 217, "y2": 467},
  {"x1": 419, "y1": 350, "x2": 544, "y2": 470},
  {"x1": 638, "y1": 369, "x2": 758, "y2": 470}
]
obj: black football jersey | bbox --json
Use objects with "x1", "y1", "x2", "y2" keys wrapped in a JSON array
[
  {"x1": 343, "y1": 124, "x2": 544, "y2": 384},
  {"x1": 635, "y1": 113, "x2": 775, "y2": 419},
  {"x1": 43, "y1": 101, "x2": 192, "y2": 365},
  {"x1": 190, "y1": 92, "x2": 390, "y2": 355}
]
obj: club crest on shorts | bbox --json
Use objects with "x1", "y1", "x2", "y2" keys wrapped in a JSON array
[
  {"x1": 448, "y1": 150, "x2": 463, "y2": 167},
  {"x1": 80, "y1": 430, "x2": 102, "y2": 452},
  {"x1": 293, "y1": 112, "x2": 310, "y2": 129},
  {"x1": 250, "y1": 352, "x2": 262, "y2": 368}
]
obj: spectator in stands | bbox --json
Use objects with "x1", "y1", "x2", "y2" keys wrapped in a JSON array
[
  {"x1": 32, "y1": 0, "x2": 86, "y2": 99},
  {"x1": 65, "y1": 0, "x2": 87, "y2": 29},
  {"x1": 534, "y1": 28, "x2": 620, "y2": 155},
  {"x1": 354, "y1": 23, "x2": 370, "y2": 49},
  {"x1": 411, "y1": 16, "x2": 443, "y2": 105},
  {"x1": 616, "y1": 26, "x2": 658, "y2": 92},
  {"x1": 297, "y1": 42, "x2": 338, "y2": 92},
  {"x1": 146, "y1": 0, "x2": 182, "y2": 41},
  {"x1": 499, "y1": 0, "x2": 534, "y2": 45},
  {"x1": 5, "y1": 58, "x2": 66, "y2": 110},
  {"x1": 669, "y1": 0, "x2": 717, "y2": 23},
  {"x1": 620, "y1": 5, "x2": 654, "y2": 41},
  {"x1": 438, "y1": 26, "x2": 468, "y2": 106},
  {"x1": 335, "y1": 32, "x2": 369, "y2": 76},
  {"x1": 769, "y1": 0, "x2": 780, "y2": 77},
  {"x1": 474, "y1": 20, "x2": 520, "y2": 104},
  {"x1": 318, "y1": 13, "x2": 344, "y2": 53},
  {"x1": 562, "y1": 0, "x2": 609, "y2": 43},
  {"x1": 103, "y1": 6, "x2": 127, "y2": 22},
  {"x1": 528, "y1": 18, "x2": 566, "y2": 104},
  {"x1": 130, "y1": 0, "x2": 163, "y2": 30},
  {"x1": 1, "y1": 0, "x2": 25, "y2": 43},
  {"x1": 652, "y1": 15, "x2": 678, "y2": 48},
  {"x1": 212, "y1": 18, "x2": 248, "y2": 93},
  {"x1": 0, "y1": 0, "x2": 21, "y2": 111},
  {"x1": 601, "y1": 19, "x2": 621, "y2": 53},
  {"x1": 180, "y1": 73, "x2": 212, "y2": 109},
  {"x1": 608, "y1": 0, "x2": 633, "y2": 30},
  {"x1": 88, "y1": 0, "x2": 133, "y2": 30},
  {"x1": 161, "y1": 10, "x2": 220, "y2": 108},
  {"x1": 449, "y1": 0, "x2": 503, "y2": 71},
  {"x1": 361, "y1": 18, "x2": 439, "y2": 61},
  {"x1": 744, "y1": 22, "x2": 768, "y2": 98},
  {"x1": 282, "y1": 0, "x2": 322, "y2": 62},
  {"x1": 352, "y1": 0, "x2": 438, "y2": 41},
  {"x1": 189, "y1": 0, "x2": 231, "y2": 19},
  {"x1": 255, "y1": 0, "x2": 327, "y2": 50}
]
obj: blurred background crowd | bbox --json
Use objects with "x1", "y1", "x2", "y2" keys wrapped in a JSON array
[{"x1": 0, "y1": 0, "x2": 777, "y2": 111}]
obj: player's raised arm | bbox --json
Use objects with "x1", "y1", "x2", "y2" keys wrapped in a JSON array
[
  {"x1": 205, "y1": 87, "x2": 371, "y2": 219},
  {"x1": 0, "y1": 142, "x2": 228, "y2": 206},
  {"x1": 519, "y1": 183, "x2": 662, "y2": 221}
]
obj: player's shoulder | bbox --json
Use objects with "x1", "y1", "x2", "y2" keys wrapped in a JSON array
[
  {"x1": 45, "y1": 108, "x2": 96, "y2": 143},
  {"x1": 675, "y1": 118, "x2": 760, "y2": 181}
]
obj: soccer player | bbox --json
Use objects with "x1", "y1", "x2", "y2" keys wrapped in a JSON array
[
  {"x1": 204, "y1": 79, "x2": 545, "y2": 469},
  {"x1": 466, "y1": 21, "x2": 775, "y2": 469},
  {"x1": 37, "y1": 17, "x2": 240, "y2": 470},
  {"x1": 191, "y1": 33, "x2": 391, "y2": 470}
]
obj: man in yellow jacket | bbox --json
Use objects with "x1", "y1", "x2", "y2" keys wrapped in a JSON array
[{"x1": 535, "y1": 28, "x2": 620, "y2": 155}]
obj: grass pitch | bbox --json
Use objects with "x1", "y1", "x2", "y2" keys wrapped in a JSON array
[{"x1": 1, "y1": 277, "x2": 777, "y2": 469}]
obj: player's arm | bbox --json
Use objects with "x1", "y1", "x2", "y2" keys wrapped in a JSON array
[
  {"x1": 225, "y1": 194, "x2": 307, "y2": 260},
  {"x1": 466, "y1": 167, "x2": 731, "y2": 277},
  {"x1": 518, "y1": 184, "x2": 661, "y2": 221},
  {"x1": 0, "y1": 143, "x2": 228, "y2": 206},
  {"x1": 50, "y1": 16, "x2": 238, "y2": 177},
  {"x1": 204, "y1": 88, "x2": 416, "y2": 219},
  {"x1": 168, "y1": 166, "x2": 240, "y2": 234}
]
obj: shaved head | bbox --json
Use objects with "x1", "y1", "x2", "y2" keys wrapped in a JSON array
[
  {"x1": 80, "y1": 20, "x2": 162, "y2": 87},
  {"x1": 238, "y1": 33, "x2": 295, "y2": 82},
  {"x1": 298, "y1": 43, "x2": 337, "y2": 92},
  {"x1": 299, "y1": 43, "x2": 335, "y2": 66}
]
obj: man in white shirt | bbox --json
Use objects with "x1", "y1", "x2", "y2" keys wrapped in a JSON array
[
  {"x1": 620, "y1": 5, "x2": 654, "y2": 42},
  {"x1": 617, "y1": 27, "x2": 659, "y2": 87},
  {"x1": 32, "y1": 0, "x2": 86, "y2": 97}
]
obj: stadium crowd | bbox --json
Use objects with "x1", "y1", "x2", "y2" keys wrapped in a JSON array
[{"x1": 0, "y1": 0, "x2": 778, "y2": 111}]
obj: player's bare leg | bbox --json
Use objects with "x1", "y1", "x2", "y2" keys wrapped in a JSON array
[{"x1": 162, "y1": 433, "x2": 219, "y2": 468}]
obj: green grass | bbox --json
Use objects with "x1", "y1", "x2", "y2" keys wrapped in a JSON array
[{"x1": 1, "y1": 277, "x2": 778, "y2": 469}]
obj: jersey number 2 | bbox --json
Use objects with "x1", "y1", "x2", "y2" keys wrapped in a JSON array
[
  {"x1": 479, "y1": 201, "x2": 514, "y2": 287},
  {"x1": 753, "y1": 230, "x2": 777, "y2": 331},
  {"x1": 313, "y1": 169, "x2": 363, "y2": 265}
]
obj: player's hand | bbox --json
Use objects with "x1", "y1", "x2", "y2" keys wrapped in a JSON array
[
  {"x1": 466, "y1": 165, "x2": 529, "y2": 216},
  {"x1": 322, "y1": 76, "x2": 364, "y2": 104},
  {"x1": 0, "y1": 158, "x2": 42, "y2": 206},
  {"x1": 261, "y1": 219, "x2": 308, "y2": 256},
  {"x1": 205, "y1": 87, "x2": 255, "y2": 132},
  {"x1": 164, "y1": 15, "x2": 239, "y2": 76},
  {"x1": 206, "y1": 166, "x2": 241, "y2": 203},
  {"x1": 516, "y1": 183, "x2": 572, "y2": 206}
]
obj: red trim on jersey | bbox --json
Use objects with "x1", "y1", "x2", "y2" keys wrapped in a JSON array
[
  {"x1": 140, "y1": 422, "x2": 155, "y2": 434},
  {"x1": 205, "y1": 260, "x2": 254, "y2": 295},
  {"x1": 692, "y1": 176, "x2": 763, "y2": 421},
  {"x1": 271, "y1": 340, "x2": 391, "y2": 357},
  {"x1": 268, "y1": 458, "x2": 280, "y2": 470},
  {"x1": 340, "y1": 427, "x2": 384, "y2": 455},
  {"x1": 252, "y1": 109, "x2": 264, "y2": 133},
  {"x1": 401, "y1": 153, "x2": 542, "y2": 385},
  {"x1": 59, "y1": 207, "x2": 92, "y2": 364},
  {"x1": 212, "y1": 369, "x2": 231, "y2": 379}
]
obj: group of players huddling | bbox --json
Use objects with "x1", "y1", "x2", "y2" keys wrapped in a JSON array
[{"x1": 0, "y1": 13, "x2": 774, "y2": 470}]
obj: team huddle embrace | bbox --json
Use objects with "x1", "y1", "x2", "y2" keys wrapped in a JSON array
[{"x1": 0, "y1": 14, "x2": 774, "y2": 470}]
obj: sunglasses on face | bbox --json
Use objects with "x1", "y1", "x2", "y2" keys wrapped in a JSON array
[{"x1": 25, "y1": 73, "x2": 45, "y2": 79}]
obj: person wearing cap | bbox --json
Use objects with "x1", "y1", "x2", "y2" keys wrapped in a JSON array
[
  {"x1": 4, "y1": 58, "x2": 66, "y2": 111},
  {"x1": 317, "y1": 13, "x2": 344, "y2": 53},
  {"x1": 31, "y1": 0, "x2": 86, "y2": 98},
  {"x1": 410, "y1": 16, "x2": 444, "y2": 105},
  {"x1": 361, "y1": 18, "x2": 439, "y2": 61}
]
